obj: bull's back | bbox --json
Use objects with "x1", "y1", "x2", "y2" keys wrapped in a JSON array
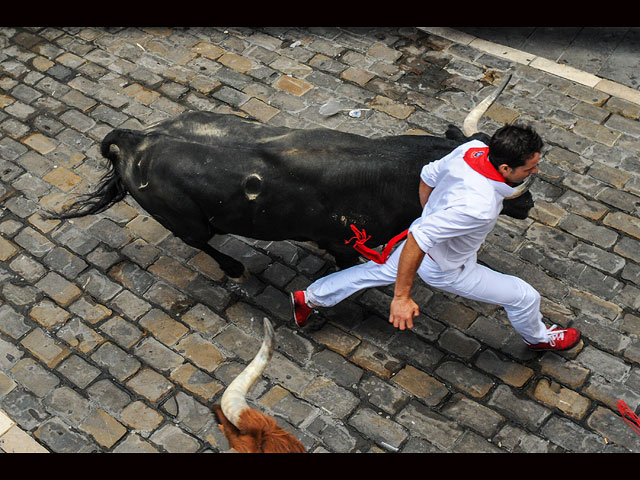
[{"x1": 100, "y1": 111, "x2": 463, "y2": 245}]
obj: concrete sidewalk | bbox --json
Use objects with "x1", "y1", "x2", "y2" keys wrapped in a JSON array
[
  {"x1": 421, "y1": 27, "x2": 640, "y2": 107},
  {"x1": 1, "y1": 26, "x2": 640, "y2": 453},
  {"x1": 454, "y1": 27, "x2": 640, "y2": 91}
]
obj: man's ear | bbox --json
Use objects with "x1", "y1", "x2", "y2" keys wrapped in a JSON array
[{"x1": 497, "y1": 164, "x2": 512, "y2": 177}]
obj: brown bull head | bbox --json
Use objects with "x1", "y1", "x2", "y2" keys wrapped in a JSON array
[{"x1": 213, "y1": 318, "x2": 306, "y2": 453}]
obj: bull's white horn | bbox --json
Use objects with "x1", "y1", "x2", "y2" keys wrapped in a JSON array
[
  {"x1": 504, "y1": 174, "x2": 535, "y2": 200},
  {"x1": 462, "y1": 74, "x2": 512, "y2": 137},
  {"x1": 220, "y1": 318, "x2": 275, "y2": 427}
]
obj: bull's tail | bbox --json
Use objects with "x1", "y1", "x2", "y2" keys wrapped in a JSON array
[{"x1": 46, "y1": 130, "x2": 128, "y2": 220}]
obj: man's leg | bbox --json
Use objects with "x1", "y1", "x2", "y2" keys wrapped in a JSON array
[
  {"x1": 306, "y1": 243, "x2": 404, "y2": 307},
  {"x1": 291, "y1": 241, "x2": 407, "y2": 327},
  {"x1": 417, "y1": 256, "x2": 578, "y2": 348}
]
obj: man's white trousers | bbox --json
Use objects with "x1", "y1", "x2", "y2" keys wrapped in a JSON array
[{"x1": 306, "y1": 241, "x2": 550, "y2": 344}]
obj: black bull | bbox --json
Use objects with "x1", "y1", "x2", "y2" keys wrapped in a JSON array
[{"x1": 54, "y1": 87, "x2": 534, "y2": 281}]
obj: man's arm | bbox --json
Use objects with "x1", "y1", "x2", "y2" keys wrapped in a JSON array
[
  {"x1": 389, "y1": 181, "x2": 434, "y2": 330},
  {"x1": 419, "y1": 180, "x2": 433, "y2": 208},
  {"x1": 389, "y1": 232, "x2": 425, "y2": 330}
]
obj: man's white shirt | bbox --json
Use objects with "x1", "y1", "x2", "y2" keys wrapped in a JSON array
[{"x1": 408, "y1": 140, "x2": 518, "y2": 272}]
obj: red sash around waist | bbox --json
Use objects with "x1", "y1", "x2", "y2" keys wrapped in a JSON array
[{"x1": 345, "y1": 225, "x2": 408, "y2": 264}]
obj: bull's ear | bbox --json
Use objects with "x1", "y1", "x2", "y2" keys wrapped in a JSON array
[{"x1": 445, "y1": 125, "x2": 465, "y2": 141}]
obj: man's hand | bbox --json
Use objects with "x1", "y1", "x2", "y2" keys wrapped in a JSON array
[
  {"x1": 389, "y1": 296, "x2": 419, "y2": 330},
  {"x1": 389, "y1": 232, "x2": 425, "y2": 330}
]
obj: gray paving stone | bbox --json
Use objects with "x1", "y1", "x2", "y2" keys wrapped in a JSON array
[
  {"x1": 99, "y1": 316, "x2": 144, "y2": 349},
  {"x1": 306, "y1": 415, "x2": 358, "y2": 453},
  {"x1": 42, "y1": 246, "x2": 88, "y2": 279},
  {"x1": 0, "y1": 388, "x2": 50, "y2": 431},
  {"x1": 624, "y1": 341, "x2": 640, "y2": 365},
  {"x1": 435, "y1": 361, "x2": 495, "y2": 398},
  {"x1": 587, "y1": 406, "x2": 640, "y2": 452},
  {"x1": 358, "y1": 375, "x2": 409, "y2": 415},
  {"x1": 180, "y1": 276, "x2": 230, "y2": 312},
  {"x1": 475, "y1": 349, "x2": 534, "y2": 388},
  {"x1": 441, "y1": 393, "x2": 504, "y2": 437},
  {"x1": 11, "y1": 358, "x2": 59, "y2": 397},
  {"x1": 396, "y1": 401, "x2": 464, "y2": 451},
  {"x1": 622, "y1": 261, "x2": 640, "y2": 287},
  {"x1": 112, "y1": 433, "x2": 159, "y2": 453},
  {"x1": 0, "y1": 336, "x2": 24, "y2": 371},
  {"x1": 572, "y1": 316, "x2": 631, "y2": 354},
  {"x1": 302, "y1": 376, "x2": 359, "y2": 419},
  {"x1": 487, "y1": 385, "x2": 552, "y2": 430},
  {"x1": 44, "y1": 386, "x2": 91, "y2": 425},
  {"x1": 253, "y1": 286, "x2": 290, "y2": 321},
  {"x1": 265, "y1": 390, "x2": 316, "y2": 428},
  {"x1": 569, "y1": 242, "x2": 625, "y2": 275},
  {"x1": 437, "y1": 328, "x2": 481, "y2": 359},
  {"x1": 110, "y1": 289, "x2": 152, "y2": 321},
  {"x1": 78, "y1": 269, "x2": 123, "y2": 302},
  {"x1": 538, "y1": 352, "x2": 590, "y2": 388},
  {"x1": 13, "y1": 226, "x2": 54, "y2": 257},
  {"x1": 351, "y1": 312, "x2": 396, "y2": 343},
  {"x1": 121, "y1": 239, "x2": 161, "y2": 267},
  {"x1": 35, "y1": 271, "x2": 82, "y2": 307},
  {"x1": 8, "y1": 253, "x2": 47, "y2": 282},
  {"x1": 260, "y1": 262, "x2": 296, "y2": 288},
  {"x1": 453, "y1": 430, "x2": 503, "y2": 453},
  {"x1": 90, "y1": 342, "x2": 141, "y2": 381},
  {"x1": 273, "y1": 326, "x2": 315, "y2": 364},
  {"x1": 349, "y1": 407, "x2": 408, "y2": 451},
  {"x1": 55, "y1": 354, "x2": 101, "y2": 389},
  {"x1": 126, "y1": 368, "x2": 174, "y2": 404},
  {"x1": 0, "y1": 304, "x2": 32, "y2": 339},
  {"x1": 309, "y1": 349, "x2": 363, "y2": 388},
  {"x1": 576, "y1": 345, "x2": 631, "y2": 382},
  {"x1": 85, "y1": 379, "x2": 131, "y2": 416},
  {"x1": 494, "y1": 424, "x2": 555, "y2": 453},
  {"x1": 134, "y1": 337, "x2": 183, "y2": 372},
  {"x1": 397, "y1": 320, "x2": 446, "y2": 355},
  {"x1": 163, "y1": 391, "x2": 215, "y2": 434},
  {"x1": 541, "y1": 415, "x2": 605, "y2": 453},
  {"x1": 87, "y1": 218, "x2": 134, "y2": 248},
  {"x1": 67, "y1": 297, "x2": 112, "y2": 325},
  {"x1": 149, "y1": 423, "x2": 200, "y2": 453},
  {"x1": 35, "y1": 417, "x2": 98, "y2": 453}
]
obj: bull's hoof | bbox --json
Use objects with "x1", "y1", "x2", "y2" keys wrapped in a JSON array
[
  {"x1": 228, "y1": 267, "x2": 250, "y2": 283},
  {"x1": 218, "y1": 257, "x2": 248, "y2": 283}
]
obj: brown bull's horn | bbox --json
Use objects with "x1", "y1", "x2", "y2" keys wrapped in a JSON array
[
  {"x1": 462, "y1": 74, "x2": 512, "y2": 137},
  {"x1": 504, "y1": 174, "x2": 535, "y2": 200},
  {"x1": 220, "y1": 318, "x2": 275, "y2": 427}
]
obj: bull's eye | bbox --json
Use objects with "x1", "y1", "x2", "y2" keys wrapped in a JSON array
[{"x1": 243, "y1": 173, "x2": 263, "y2": 200}]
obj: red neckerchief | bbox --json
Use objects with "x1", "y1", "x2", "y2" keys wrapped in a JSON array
[
  {"x1": 463, "y1": 147, "x2": 506, "y2": 183},
  {"x1": 345, "y1": 147, "x2": 505, "y2": 264}
]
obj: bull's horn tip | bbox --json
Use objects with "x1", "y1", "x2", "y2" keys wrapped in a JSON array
[{"x1": 262, "y1": 316, "x2": 273, "y2": 329}]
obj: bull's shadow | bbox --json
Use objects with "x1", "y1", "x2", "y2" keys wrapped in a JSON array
[{"x1": 51, "y1": 74, "x2": 533, "y2": 281}]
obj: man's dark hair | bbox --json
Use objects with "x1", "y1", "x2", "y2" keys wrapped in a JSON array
[{"x1": 488, "y1": 123, "x2": 543, "y2": 169}]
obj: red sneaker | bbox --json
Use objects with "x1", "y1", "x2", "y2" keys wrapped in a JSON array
[
  {"x1": 527, "y1": 326, "x2": 581, "y2": 351},
  {"x1": 290, "y1": 291, "x2": 314, "y2": 328}
]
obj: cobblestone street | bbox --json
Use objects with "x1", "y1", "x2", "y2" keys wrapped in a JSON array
[{"x1": 1, "y1": 26, "x2": 640, "y2": 453}]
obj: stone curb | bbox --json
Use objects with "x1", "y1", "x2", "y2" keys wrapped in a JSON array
[{"x1": 418, "y1": 27, "x2": 640, "y2": 106}]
